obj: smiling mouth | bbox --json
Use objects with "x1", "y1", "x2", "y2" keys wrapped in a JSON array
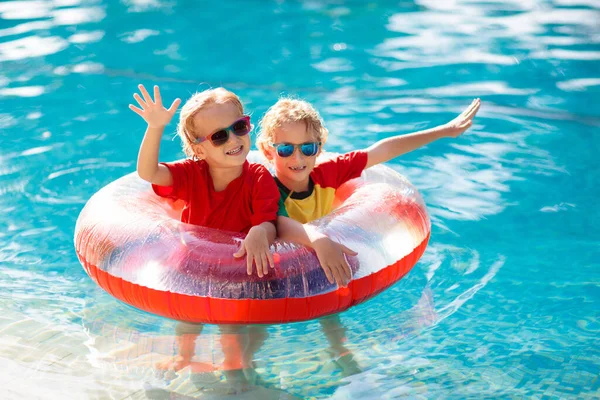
[
  {"x1": 226, "y1": 146, "x2": 243, "y2": 155},
  {"x1": 289, "y1": 166, "x2": 306, "y2": 171}
]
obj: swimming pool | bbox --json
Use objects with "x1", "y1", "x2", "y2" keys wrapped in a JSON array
[{"x1": 1, "y1": 0, "x2": 598, "y2": 398}]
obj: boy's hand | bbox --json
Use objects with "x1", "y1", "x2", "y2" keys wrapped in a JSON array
[
  {"x1": 129, "y1": 84, "x2": 181, "y2": 129},
  {"x1": 233, "y1": 225, "x2": 275, "y2": 278},
  {"x1": 442, "y1": 98, "x2": 481, "y2": 138},
  {"x1": 312, "y1": 236, "x2": 357, "y2": 287}
]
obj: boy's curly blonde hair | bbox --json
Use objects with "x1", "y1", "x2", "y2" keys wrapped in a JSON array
[
  {"x1": 177, "y1": 88, "x2": 243, "y2": 157},
  {"x1": 257, "y1": 98, "x2": 329, "y2": 157}
]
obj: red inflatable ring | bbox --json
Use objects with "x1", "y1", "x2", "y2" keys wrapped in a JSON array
[{"x1": 74, "y1": 152, "x2": 431, "y2": 324}]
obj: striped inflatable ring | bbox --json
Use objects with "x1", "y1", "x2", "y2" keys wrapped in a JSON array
[{"x1": 74, "y1": 152, "x2": 430, "y2": 324}]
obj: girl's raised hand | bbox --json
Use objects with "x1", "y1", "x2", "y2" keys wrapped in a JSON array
[{"x1": 129, "y1": 84, "x2": 181, "y2": 129}]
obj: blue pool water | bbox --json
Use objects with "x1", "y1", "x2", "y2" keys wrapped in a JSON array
[{"x1": 1, "y1": 0, "x2": 599, "y2": 398}]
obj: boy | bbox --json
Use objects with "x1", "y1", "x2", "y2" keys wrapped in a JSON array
[
  {"x1": 258, "y1": 97, "x2": 480, "y2": 284},
  {"x1": 257, "y1": 97, "x2": 480, "y2": 374}
]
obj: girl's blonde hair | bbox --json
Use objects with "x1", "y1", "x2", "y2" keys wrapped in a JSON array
[
  {"x1": 256, "y1": 98, "x2": 328, "y2": 156},
  {"x1": 177, "y1": 88, "x2": 243, "y2": 157}
]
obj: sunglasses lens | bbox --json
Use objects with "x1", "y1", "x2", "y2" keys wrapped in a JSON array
[
  {"x1": 211, "y1": 130, "x2": 229, "y2": 146},
  {"x1": 277, "y1": 144, "x2": 295, "y2": 157},
  {"x1": 301, "y1": 143, "x2": 318, "y2": 156},
  {"x1": 232, "y1": 119, "x2": 251, "y2": 136}
]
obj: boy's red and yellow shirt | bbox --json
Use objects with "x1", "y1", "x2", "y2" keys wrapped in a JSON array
[{"x1": 277, "y1": 151, "x2": 368, "y2": 223}]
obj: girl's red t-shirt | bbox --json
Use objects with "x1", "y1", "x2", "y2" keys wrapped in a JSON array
[{"x1": 152, "y1": 159, "x2": 279, "y2": 233}]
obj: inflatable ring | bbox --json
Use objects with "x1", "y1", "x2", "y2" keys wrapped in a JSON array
[{"x1": 74, "y1": 152, "x2": 431, "y2": 324}]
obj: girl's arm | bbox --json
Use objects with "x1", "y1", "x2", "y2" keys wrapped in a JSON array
[{"x1": 129, "y1": 84, "x2": 181, "y2": 185}]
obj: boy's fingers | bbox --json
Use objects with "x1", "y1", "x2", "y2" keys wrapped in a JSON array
[
  {"x1": 461, "y1": 100, "x2": 477, "y2": 118},
  {"x1": 129, "y1": 104, "x2": 144, "y2": 116},
  {"x1": 341, "y1": 245, "x2": 358, "y2": 256},
  {"x1": 153, "y1": 85, "x2": 162, "y2": 105},
  {"x1": 338, "y1": 265, "x2": 349, "y2": 287},
  {"x1": 168, "y1": 98, "x2": 181, "y2": 114},
  {"x1": 467, "y1": 99, "x2": 480, "y2": 116},
  {"x1": 332, "y1": 266, "x2": 341, "y2": 286},
  {"x1": 341, "y1": 260, "x2": 352, "y2": 281},
  {"x1": 466, "y1": 103, "x2": 479, "y2": 118},
  {"x1": 460, "y1": 120, "x2": 473, "y2": 130},
  {"x1": 138, "y1": 84, "x2": 153, "y2": 104},
  {"x1": 332, "y1": 266, "x2": 343, "y2": 287},
  {"x1": 322, "y1": 265, "x2": 334, "y2": 284}
]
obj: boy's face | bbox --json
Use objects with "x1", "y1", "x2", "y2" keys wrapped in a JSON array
[
  {"x1": 267, "y1": 121, "x2": 320, "y2": 189},
  {"x1": 191, "y1": 102, "x2": 250, "y2": 168}
]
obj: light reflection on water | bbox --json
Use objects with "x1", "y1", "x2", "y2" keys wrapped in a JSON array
[{"x1": 1, "y1": 0, "x2": 598, "y2": 398}]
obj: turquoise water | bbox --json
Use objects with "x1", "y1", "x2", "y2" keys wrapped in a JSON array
[{"x1": 1, "y1": 0, "x2": 599, "y2": 398}]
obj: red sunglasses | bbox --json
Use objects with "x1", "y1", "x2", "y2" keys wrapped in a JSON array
[{"x1": 193, "y1": 116, "x2": 252, "y2": 147}]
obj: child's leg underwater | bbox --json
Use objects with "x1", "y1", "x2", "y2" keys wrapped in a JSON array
[
  {"x1": 319, "y1": 314, "x2": 362, "y2": 376},
  {"x1": 156, "y1": 322, "x2": 204, "y2": 371},
  {"x1": 218, "y1": 324, "x2": 269, "y2": 388},
  {"x1": 319, "y1": 314, "x2": 349, "y2": 355},
  {"x1": 245, "y1": 325, "x2": 268, "y2": 366},
  {"x1": 218, "y1": 324, "x2": 252, "y2": 387},
  {"x1": 176, "y1": 322, "x2": 204, "y2": 362}
]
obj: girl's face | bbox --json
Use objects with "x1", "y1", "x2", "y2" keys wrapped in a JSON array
[
  {"x1": 191, "y1": 102, "x2": 251, "y2": 168},
  {"x1": 265, "y1": 121, "x2": 321, "y2": 191}
]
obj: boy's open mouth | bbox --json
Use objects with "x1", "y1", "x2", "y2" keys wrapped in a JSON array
[
  {"x1": 225, "y1": 146, "x2": 243, "y2": 155},
  {"x1": 289, "y1": 166, "x2": 307, "y2": 171}
]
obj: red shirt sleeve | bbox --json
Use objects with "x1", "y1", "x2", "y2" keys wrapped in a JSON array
[
  {"x1": 151, "y1": 160, "x2": 193, "y2": 201},
  {"x1": 249, "y1": 164, "x2": 280, "y2": 227},
  {"x1": 314, "y1": 150, "x2": 368, "y2": 189}
]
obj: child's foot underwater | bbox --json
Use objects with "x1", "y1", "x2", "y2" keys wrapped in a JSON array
[
  {"x1": 152, "y1": 364, "x2": 261, "y2": 396},
  {"x1": 189, "y1": 364, "x2": 262, "y2": 395},
  {"x1": 220, "y1": 368, "x2": 260, "y2": 394},
  {"x1": 329, "y1": 350, "x2": 362, "y2": 377}
]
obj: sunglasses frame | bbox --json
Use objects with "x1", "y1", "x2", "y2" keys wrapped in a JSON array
[
  {"x1": 270, "y1": 141, "x2": 322, "y2": 158},
  {"x1": 193, "y1": 115, "x2": 252, "y2": 147}
]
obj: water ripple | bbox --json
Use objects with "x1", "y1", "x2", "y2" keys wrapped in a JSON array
[
  {"x1": 0, "y1": 36, "x2": 68, "y2": 62},
  {"x1": 120, "y1": 29, "x2": 160, "y2": 43},
  {"x1": 557, "y1": 77, "x2": 600, "y2": 91},
  {"x1": 68, "y1": 30, "x2": 105, "y2": 44}
]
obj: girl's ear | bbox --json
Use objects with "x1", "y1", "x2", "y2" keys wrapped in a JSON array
[{"x1": 192, "y1": 143, "x2": 207, "y2": 160}]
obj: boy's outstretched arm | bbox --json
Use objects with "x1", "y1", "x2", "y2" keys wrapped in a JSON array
[
  {"x1": 277, "y1": 216, "x2": 356, "y2": 287},
  {"x1": 129, "y1": 84, "x2": 181, "y2": 186},
  {"x1": 365, "y1": 98, "x2": 480, "y2": 169}
]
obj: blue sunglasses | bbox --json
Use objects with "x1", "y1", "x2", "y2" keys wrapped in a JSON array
[{"x1": 271, "y1": 142, "x2": 321, "y2": 158}]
